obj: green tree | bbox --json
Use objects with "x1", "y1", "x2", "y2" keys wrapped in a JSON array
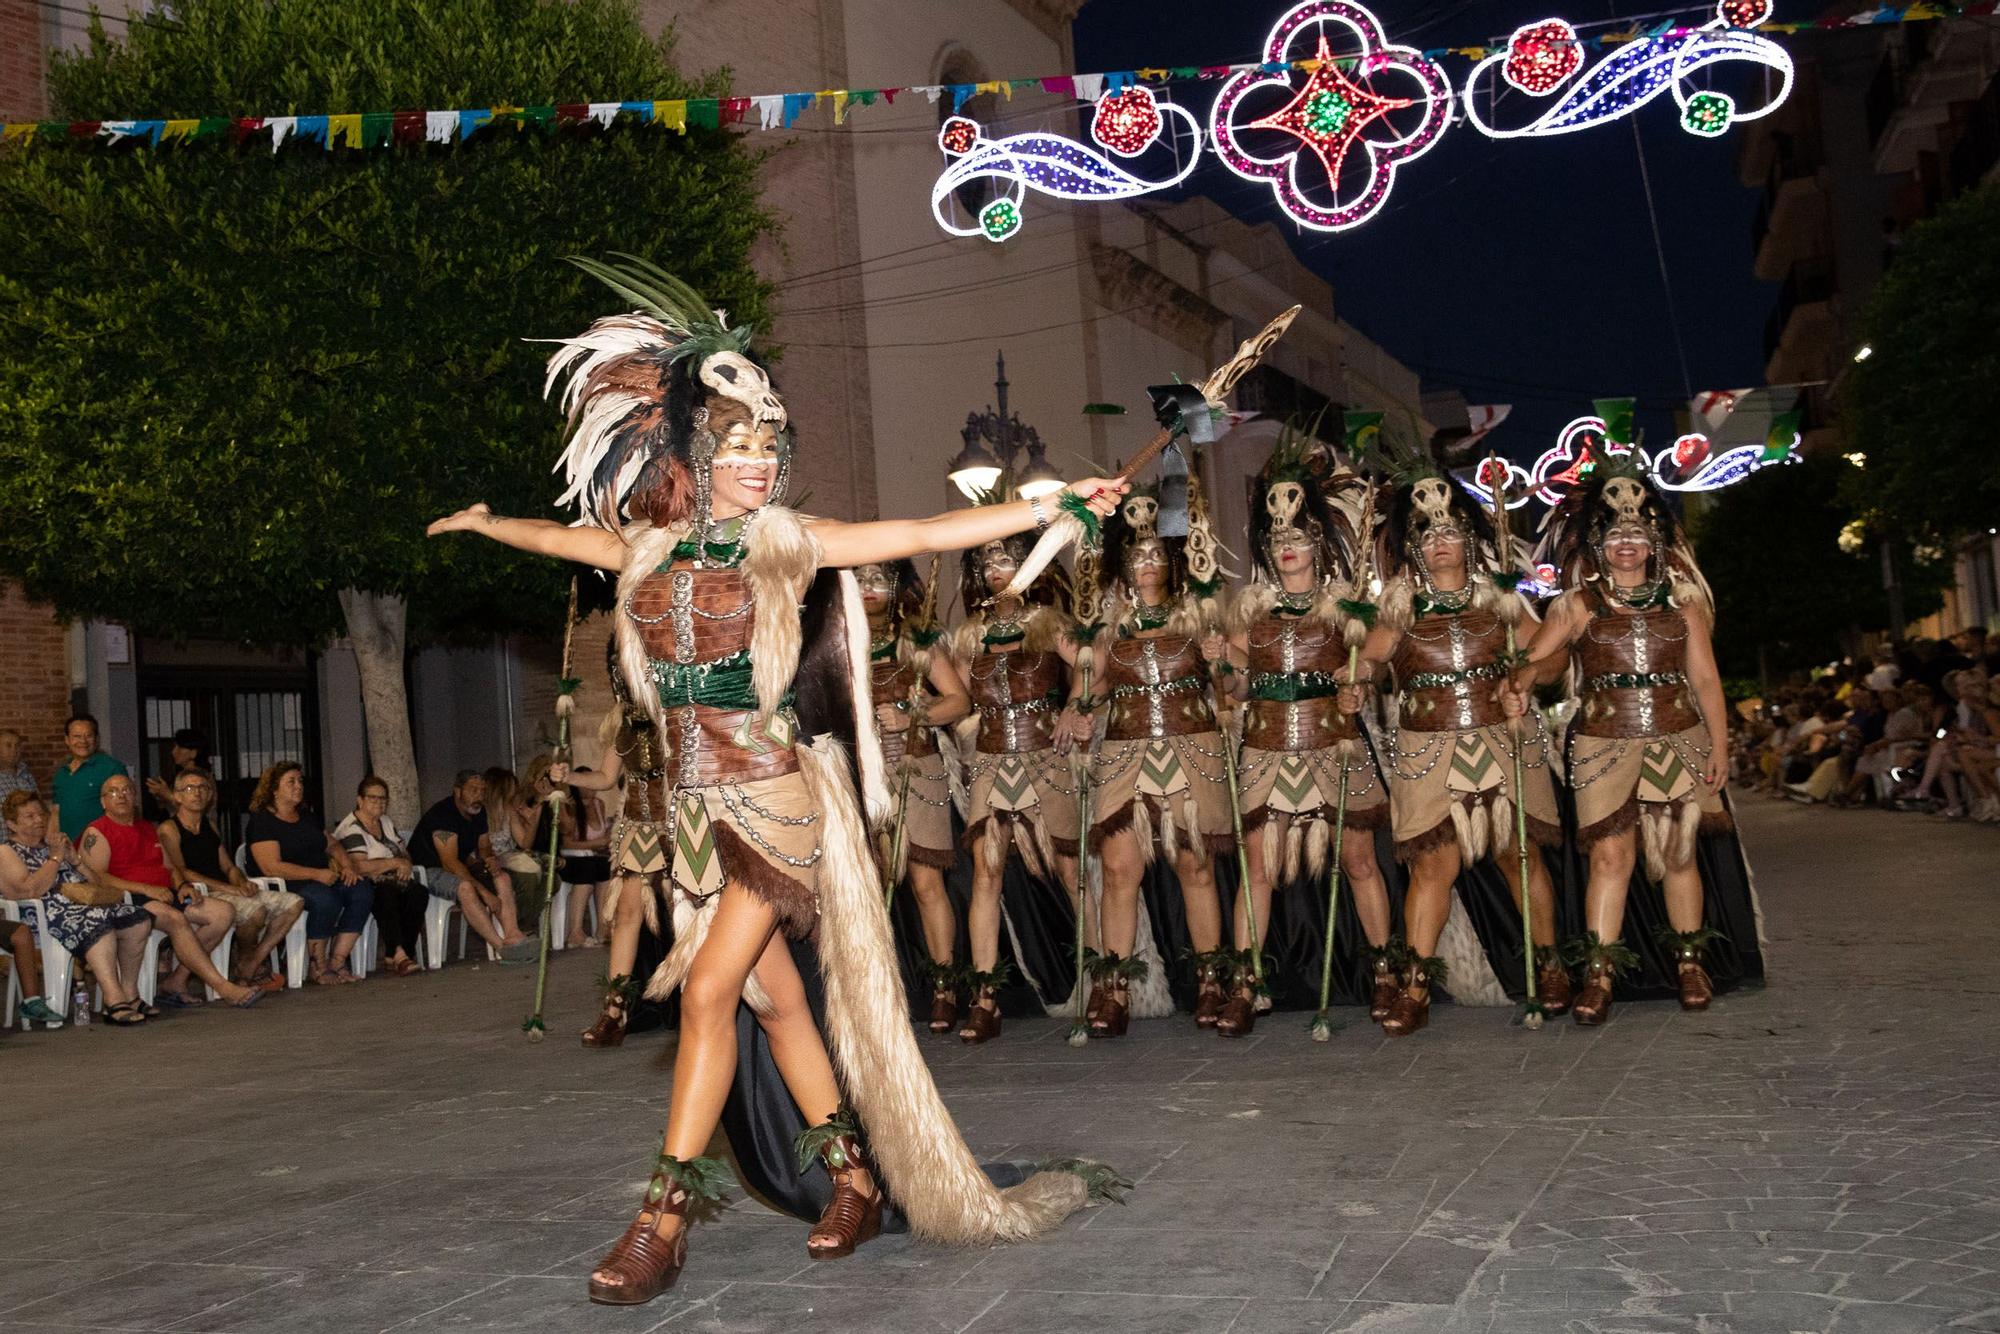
[
  {"x1": 1841, "y1": 182, "x2": 2000, "y2": 545},
  {"x1": 0, "y1": 0, "x2": 772, "y2": 822},
  {"x1": 1691, "y1": 452, "x2": 1944, "y2": 679}
]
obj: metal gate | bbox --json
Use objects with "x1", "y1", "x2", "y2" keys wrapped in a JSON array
[{"x1": 137, "y1": 666, "x2": 321, "y2": 850}]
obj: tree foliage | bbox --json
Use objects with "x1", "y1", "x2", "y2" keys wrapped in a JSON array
[
  {"x1": 1691, "y1": 452, "x2": 1945, "y2": 677},
  {"x1": 0, "y1": 0, "x2": 772, "y2": 647},
  {"x1": 1840, "y1": 182, "x2": 2000, "y2": 546}
]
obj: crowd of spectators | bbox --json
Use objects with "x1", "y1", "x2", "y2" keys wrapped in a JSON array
[
  {"x1": 0, "y1": 715, "x2": 595, "y2": 1034},
  {"x1": 1735, "y1": 627, "x2": 2000, "y2": 823}
]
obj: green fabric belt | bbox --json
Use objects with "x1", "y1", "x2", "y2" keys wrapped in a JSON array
[
  {"x1": 1583, "y1": 671, "x2": 1688, "y2": 693},
  {"x1": 1247, "y1": 670, "x2": 1343, "y2": 702},
  {"x1": 647, "y1": 649, "x2": 777, "y2": 711}
]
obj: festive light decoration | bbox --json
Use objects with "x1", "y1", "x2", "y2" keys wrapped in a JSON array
[
  {"x1": 1459, "y1": 411, "x2": 1799, "y2": 509},
  {"x1": 1454, "y1": 455, "x2": 1537, "y2": 511},
  {"x1": 1530, "y1": 416, "x2": 1627, "y2": 505},
  {"x1": 1461, "y1": 0, "x2": 1793, "y2": 141},
  {"x1": 1209, "y1": 1, "x2": 1452, "y2": 232},
  {"x1": 931, "y1": 87, "x2": 1202, "y2": 242}
]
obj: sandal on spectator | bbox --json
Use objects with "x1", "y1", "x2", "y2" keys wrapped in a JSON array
[
  {"x1": 232, "y1": 988, "x2": 265, "y2": 1009},
  {"x1": 157, "y1": 988, "x2": 204, "y2": 1009},
  {"x1": 257, "y1": 973, "x2": 287, "y2": 993},
  {"x1": 105, "y1": 1000, "x2": 147, "y2": 1026}
]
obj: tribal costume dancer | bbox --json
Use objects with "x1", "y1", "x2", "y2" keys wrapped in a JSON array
[
  {"x1": 858, "y1": 559, "x2": 971, "y2": 1032},
  {"x1": 1214, "y1": 438, "x2": 1393, "y2": 1036},
  {"x1": 428, "y1": 258, "x2": 1125, "y2": 1305},
  {"x1": 951, "y1": 532, "x2": 1083, "y2": 1044},
  {"x1": 1343, "y1": 462, "x2": 1568, "y2": 1036},
  {"x1": 1058, "y1": 486, "x2": 1234, "y2": 1037},
  {"x1": 1511, "y1": 456, "x2": 1732, "y2": 1023}
]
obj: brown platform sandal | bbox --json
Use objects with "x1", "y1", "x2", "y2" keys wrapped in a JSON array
[
  {"x1": 581, "y1": 973, "x2": 637, "y2": 1049},
  {"x1": 1659, "y1": 927, "x2": 1719, "y2": 1012},
  {"x1": 1534, "y1": 946, "x2": 1573, "y2": 1017},
  {"x1": 926, "y1": 963, "x2": 960, "y2": 1034},
  {"x1": 1093, "y1": 985, "x2": 1131, "y2": 1037},
  {"x1": 1216, "y1": 951, "x2": 1259, "y2": 1037},
  {"x1": 1365, "y1": 938, "x2": 1408, "y2": 1023},
  {"x1": 1568, "y1": 933, "x2": 1638, "y2": 1027},
  {"x1": 587, "y1": 1154, "x2": 728, "y2": 1305},
  {"x1": 798, "y1": 1114, "x2": 883, "y2": 1261},
  {"x1": 1085, "y1": 952, "x2": 1143, "y2": 1038},
  {"x1": 1381, "y1": 955, "x2": 1444, "y2": 1037},
  {"x1": 1191, "y1": 949, "x2": 1231, "y2": 1029},
  {"x1": 958, "y1": 964, "x2": 1008, "y2": 1045}
]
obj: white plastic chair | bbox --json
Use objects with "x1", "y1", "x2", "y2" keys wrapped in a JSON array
[
  {"x1": 235, "y1": 843, "x2": 313, "y2": 989},
  {"x1": 549, "y1": 881, "x2": 572, "y2": 950},
  {"x1": 5, "y1": 899, "x2": 74, "y2": 1030},
  {"x1": 101, "y1": 895, "x2": 166, "y2": 1012}
]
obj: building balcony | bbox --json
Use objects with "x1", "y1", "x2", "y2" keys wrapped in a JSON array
[
  {"x1": 1871, "y1": 20, "x2": 2000, "y2": 174},
  {"x1": 1762, "y1": 257, "x2": 1839, "y2": 385},
  {"x1": 1750, "y1": 133, "x2": 1826, "y2": 281}
]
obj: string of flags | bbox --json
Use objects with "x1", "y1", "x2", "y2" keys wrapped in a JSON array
[{"x1": 1, "y1": 0, "x2": 1986, "y2": 154}]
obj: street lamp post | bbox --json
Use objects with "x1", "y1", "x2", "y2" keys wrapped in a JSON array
[{"x1": 948, "y1": 352, "x2": 1066, "y2": 501}]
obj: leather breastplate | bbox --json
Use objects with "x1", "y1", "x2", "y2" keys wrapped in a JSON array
[
  {"x1": 1243, "y1": 615, "x2": 1358, "y2": 752},
  {"x1": 1392, "y1": 610, "x2": 1508, "y2": 731},
  {"x1": 628, "y1": 560, "x2": 799, "y2": 787},
  {"x1": 1574, "y1": 607, "x2": 1700, "y2": 738},
  {"x1": 970, "y1": 649, "x2": 1064, "y2": 754},
  {"x1": 1102, "y1": 634, "x2": 1216, "y2": 741},
  {"x1": 870, "y1": 654, "x2": 937, "y2": 760}
]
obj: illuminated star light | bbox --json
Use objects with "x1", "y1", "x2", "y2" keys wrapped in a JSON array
[{"x1": 1209, "y1": 0, "x2": 1453, "y2": 232}]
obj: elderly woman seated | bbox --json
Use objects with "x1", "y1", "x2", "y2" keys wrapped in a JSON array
[{"x1": 0, "y1": 791, "x2": 156, "y2": 1025}]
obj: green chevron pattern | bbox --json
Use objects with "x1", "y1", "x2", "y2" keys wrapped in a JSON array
[
  {"x1": 1270, "y1": 756, "x2": 1320, "y2": 812},
  {"x1": 1138, "y1": 742, "x2": 1189, "y2": 795},
  {"x1": 672, "y1": 794, "x2": 723, "y2": 896},
  {"x1": 1638, "y1": 740, "x2": 1693, "y2": 801},
  {"x1": 1448, "y1": 734, "x2": 1502, "y2": 793}
]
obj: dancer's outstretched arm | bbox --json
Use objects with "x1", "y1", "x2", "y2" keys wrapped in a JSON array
[
  {"x1": 427, "y1": 504, "x2": 629, "y2": 570},
  {"x1": 811, "y1": 479, "x2": 1125, "y2": 569}
]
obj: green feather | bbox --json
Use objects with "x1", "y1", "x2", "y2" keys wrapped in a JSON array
[
  {"x1": 649, "y1": 1154, "x2": 733, "y2": 1206},
  {"x1": 1037, "y1": 1158, "x2": 1134, "y2": 1206},
  {"x1": 1057, "y1": 489, "x2": 1102, "y2": 542},
  {"x1": 793, "y1": 1106, "x2": 866, "y2": 1175},
  {"x1": 1336, "y1": 598, "x2": 1378, "y2": 628}
]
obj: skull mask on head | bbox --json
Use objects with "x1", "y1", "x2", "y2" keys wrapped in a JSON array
[
  {"x1": 1410, "y1": 477, "x2": 1455, "y2": 531},
  {"x1": 1601, "y1": 476, "x2": 1647, "y2": 522},
  {"x1": 700, "y1": 352, "x2": 788, "y2": 432},
  {"x1": 1120, "y1": 493, "x2": 1159, "y2": 538}
]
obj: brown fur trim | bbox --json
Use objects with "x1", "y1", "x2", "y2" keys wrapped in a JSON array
[
  {"x1": 1241, "y1": 805, "x2": 1274, "y2": 834},
  {"x1": 907, "y1": 841, "x2": 957, "y2": 870},
  {"x1": 1576, "y1": 794, "x2": 1641, "y2": 851},
  {"x1": 1343, "y1": 802, "x2": 1388, "y2": 831},
  {"x1": 745, "y1": 508, "x2": 816, "y2": 724},
  {"x1": 1698, "y1": 806, "x2": 1734, "y2": 836},
  {"x1": 711, "y1": 821, "x2": 818, "y2": 941},
  {"x1": 960, "y1": 816, "x2": 991, "y2": 854},
  {"x1": 1524, "y1": 813, "x2": 1564, "y2": 849},
  {"x1": 1396, "y1": 816, "x2": 1460, "y2": 864},
  {"x1": 1048, "y1": 831, "x2": 1081, "y2": 857},
  {"x1": 1203, "y1": 830, "x2": 1237, "y2": 853},
  {"x1": 1087, "y1": 800, "x2": 1136, "y2": 854}
]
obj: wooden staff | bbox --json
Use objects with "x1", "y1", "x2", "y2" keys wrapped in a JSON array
[
  {"x1": 1488, "y1": 459, "x2": 1544, "y2": 1031},
  {"x1": 523, "y1": 577, "x2": 580, "y2": 1041},
  {"x1": 1312, "y1": 488, "x2": 1376, "y2": 1041},
  {"x1": 884, "y1": 556, "x2": 943, "y2": 909}
]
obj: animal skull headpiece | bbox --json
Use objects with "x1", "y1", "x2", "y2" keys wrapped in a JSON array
[
  {"x1": 699, "y1": 351, "x2": 788, "y2": 433},
  {"x1": 1120, "y1": 492, "x2": 1159, "y2": 538},
  {"x1": 1410, "y1": 477, "x2": 1458, "y2": 534}
]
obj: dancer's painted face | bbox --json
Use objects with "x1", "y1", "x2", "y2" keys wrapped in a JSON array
[
  {"x1": 979, "y1": 541, "x2": 1020, "y2": 595},
  {"x1": 1267, "y1": 527, "x2": 1316, "y2": 577},
  {"x1": 1602, "y1": 521, "x2": 1654, "y2": 572},
  {"x1": 855, "y1": 563, "x2": 897, "y2": 612},
  {"x1": 1419, "y1": 525, "x2": 1466, "y2": 574},
  {"x1": 709, "y1": 416, "x2": 783, "y2": 517},
  {"x1": 1125, "y1": 536, "x2": 1169, "y2": 598}
]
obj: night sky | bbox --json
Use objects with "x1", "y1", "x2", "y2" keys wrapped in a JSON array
[{"x1": 1071, "y1": 0, "x2": 1785, "y2": 468}]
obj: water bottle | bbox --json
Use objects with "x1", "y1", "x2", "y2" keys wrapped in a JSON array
[{"x1": 71, "y1": 978, "x2": 91, "y2": 1027}]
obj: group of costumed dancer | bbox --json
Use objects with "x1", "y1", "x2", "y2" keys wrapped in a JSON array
[{"x1": 428, "y1": 261, "x2": 1760, "y2": 1305}]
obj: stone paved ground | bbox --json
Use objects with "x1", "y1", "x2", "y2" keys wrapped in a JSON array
[{"x1": 5, "y1": 799, "x2": 1999, "y2": 1334}]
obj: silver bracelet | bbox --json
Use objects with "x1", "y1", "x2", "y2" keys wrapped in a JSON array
[{"x1": 1028, "y1": 495, "x2": 1050, "y2": 530}]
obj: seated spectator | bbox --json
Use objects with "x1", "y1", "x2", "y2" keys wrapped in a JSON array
[
  {"x1": 1912, "y1": 671, "x2": 1997, "y2": 819},
  {"x1": 247, "y1": 762, "x2": 372, "y2": 985},
  {"x1": 2, "y1": 913, "x2": 61, "y2": 1026},
  {"x1": 411, "y1": 771, "x2": 537, "y2": 962},
  {"x1": 143, "y1": 727, "x2": 212, "y2": 821},
  {"x1": 81, "y1": 774, "x2": 260, "y2": 1009},
  {"x1": 0, "y1": 791, "x2": 154, "y2": 1025},
  {"x1": 1848, "y1": 687, "x2": 1920, "y2": 803},
  {"x1": 49, "y1": 714, "x2": 127, "y2": 844},
  {"x1": 157, "y1": 767, "x2": 303, "y2": 991},
  {"x1": 482, "y1": 767, "x2": 549, "y2": 928},
  {"x1": 332, "y1": 776, "x2": 427, "y2": 976},
  {"x1": 0, "y1": 727, "x2": 35, "y2": 842}
]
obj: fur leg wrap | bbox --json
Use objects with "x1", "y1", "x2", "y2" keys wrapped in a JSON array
[
  {"x1": 1434, "y1": 896, "x2": 1510, "y2": 1007},
  {"x1": 799, "y1": 739, "x2": 1089, "y2": 1243}
]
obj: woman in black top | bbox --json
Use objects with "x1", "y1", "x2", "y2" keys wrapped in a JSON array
[
  {"x1": 158, "y1": 768, "x2": 306, "y2": 988},
  {"x1": 246, "y1": 762, "x2": 372, "y2": 984}
]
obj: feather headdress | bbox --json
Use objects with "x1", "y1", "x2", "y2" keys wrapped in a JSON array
[
  {"x1": 1536, "y1": 442, "x2": 1713, "y2": 618},
  {"x1": 542, "y1": 253, "x2": 786, "y2": 531}
]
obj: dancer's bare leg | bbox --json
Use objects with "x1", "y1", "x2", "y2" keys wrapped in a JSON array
[
  {"x1": 1496, "y1": 839, "x2": 1559, "y2": 950},
  {"x1": 906, "y1": 864, "x2": 956, "y2": 968},
  {"x1": 1584, "y1": 832, "x2": 1637, "y2": 943}
]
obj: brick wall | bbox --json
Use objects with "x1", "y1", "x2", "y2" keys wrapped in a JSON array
[
  {"x1": 0, "y1": 0, "x2": 46, "y2": 122},
  {"x1": 0, "y1": 582, "x2": 73, "y2": 784}
]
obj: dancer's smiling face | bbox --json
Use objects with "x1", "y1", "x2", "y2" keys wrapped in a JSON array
[
  {"x1": 1602, "y1": 522, "x2": 1654, "y2": 576},
  {"x1": 707, "y1": 409, "x2": 784, "y2": 519}
]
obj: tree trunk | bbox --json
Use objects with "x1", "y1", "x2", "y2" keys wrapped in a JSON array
[{"x1": 339, "y1": 588, "x2": 421, "y2": 830}]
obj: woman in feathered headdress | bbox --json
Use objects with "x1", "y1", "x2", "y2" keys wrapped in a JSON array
[
  {"x1": 948, "y1": 504, "x2": 1085, "y2": 1044},
  {"x1": 428, "y1": 255, "x2": 1126, "y2": 1305},
  {"x1": 1509, "y1": 451, "x2": 1733, "y2": 1024},
  {"x1": 1339, "y1": 437, "x2": 1569, "y2": 1036},
  {"x1": 1211, "y1": 428, "x2": 1397, "y2": 1033},
  {"x1": 1057, "y1": 478, "x2": 1236, "y2": 1037}
]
